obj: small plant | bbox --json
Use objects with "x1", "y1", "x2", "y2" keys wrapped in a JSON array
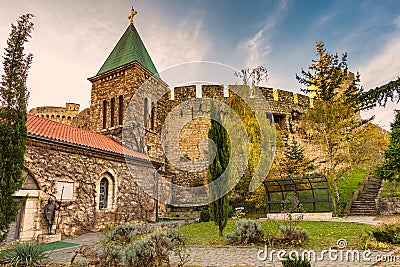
[
  {"x1": 124, "y1": 229, "x2": 186, "y2": 267},
  {"x1": 281, "y1": 255, "x2": 311, "y2": 267},
  {"x1": 279, "y1": 225, "x2": 309, "y2": 247},
  {"x1": 0, "y1": 242, "x2": 47, "y2": 266},
  {"x1": 226, "y1": 219, "x2": 264, "y2": 245},
  {"x1": 124, "y1": 239, "x2": 156, "y2": 267},
  {"x1": 110, "y1": 223, "x2": 139, "y2": 243},
  {"x1": 225, "y1": 233, "x2": 239, "y2": 244},
  {"x1": 372, "y1": 223, "x2": 400, "y2": 244},
  {"x1": 167, "y1": 228, "x2": 189, "y2": 267},
  {"x1": 358, "y1": 231, "x2": 388, "y2": 249},
  {"x1": 200, "y1": 209, "x2": 210, "y2": 222}
]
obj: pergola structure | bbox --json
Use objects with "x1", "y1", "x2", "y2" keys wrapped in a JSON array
[{"x1": 263, "y1": 174, "x2": 332, "y2": 214}]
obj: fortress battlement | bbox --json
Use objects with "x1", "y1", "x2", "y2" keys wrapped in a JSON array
[{"x1": 163, "y1": 84, "x2": 312, "y2": 116}]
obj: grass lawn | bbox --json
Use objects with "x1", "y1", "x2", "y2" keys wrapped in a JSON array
[
  {"x1": 40, "y1": 241, "x2": 79, "y2": 251},
  {"x1": 178, "y1": 220, "x2": 372, "y2": 250},
  {"x1": 381, "y1": 180, "x2": 400, "y2": 197},
  {"x1": 336, "y1": 167, "x2": 368, "y2": 209}
]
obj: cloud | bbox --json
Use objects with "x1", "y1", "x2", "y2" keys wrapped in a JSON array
[
  {"x1": 317, "y1": 13, "x2": 336, "y2": 26},
  {"x1": 359, "y1": 36, "x2": 400, "y2": 89},
  {"x1": 237, "y1": 0, "x2": 289, "y2": 69},
  {"x1": 142, "y1": 13, "x2": 210, "y2": 72},
  {"x1": 0, "y1": 0, "x2": 210, "y2": 111},
  {"x1": 394, "y1": 16, "x2": 400, "y2": 28}
]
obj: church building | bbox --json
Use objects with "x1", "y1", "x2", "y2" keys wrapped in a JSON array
[{"x1": 9, "y1": 8, "x2": 164, "y2": 242}]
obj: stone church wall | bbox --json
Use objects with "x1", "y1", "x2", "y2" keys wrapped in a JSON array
[{"x1": 24, "y1": 137, "x2": 158, "y2": 236}]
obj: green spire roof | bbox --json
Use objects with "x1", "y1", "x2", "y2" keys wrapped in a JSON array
[{"x1": 96, "y1": 24, "x2": 158, "y2": 76}]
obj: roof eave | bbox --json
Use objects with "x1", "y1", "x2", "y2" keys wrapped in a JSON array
[{"x1": 27, "y1": 133, "x2": 162, "y2": 166}]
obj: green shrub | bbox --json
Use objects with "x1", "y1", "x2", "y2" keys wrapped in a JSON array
[
  {"x1": 110, "y1": 223, "x2": 139, "y2": 243},
  {"x1": 74, "y1": 227, "x2": 187, "y2": 267},
  {"x1": 200, "y1": 209, "x2": 210, "y2": 222},
  {"x1": 279, "y1": 225, "x2": 309, "y2": 247},
  {"x1": 226, "y1": 219, "x2": 264, "y2": 245},
  {"x1": 281, "y1": 255, "x2": 311, "y2": 267},
  {"x1": 0, "y1": 242, "x2": 47, "y2": 266},
  {"x1": 124, "y1": 230, "x2": 173, "y2": 267},
  {"x1": 381, "y1": 180, "x2": 400, "y2": 198},
  {"x1": 225, "y1": 233, "x2": 239, "y2": 244},
  {"x1": 91, "y1": 242, "x2": 123, "y2": 266},
  {"x1": 124, "y1": 239, "x2": 157, "y2": 267},
  {"x1": 372, "y1": 223, "x2": 400, "y2": 244},
  {"x1": 166, "y1": 228, "x2": 189, "y2": 267}
]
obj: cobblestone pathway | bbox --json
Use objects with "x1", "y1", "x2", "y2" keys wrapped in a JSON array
[
  {"x1": 48, "y1": 241, "x2": 400, "y2": 266},
  {"x1": 169, "y1": 246, "x2": 400, "y2": 267},
  {"x1": 45, "y1": 217, "x2": 400, "y2": 266}
]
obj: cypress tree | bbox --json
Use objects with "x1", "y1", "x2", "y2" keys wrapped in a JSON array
[
  {"x1": 0, "y1": 14, "x2": 33, "y2": 242},
  {"x1": 208, "y1": 103, "x2": 230, "y2": 237}
]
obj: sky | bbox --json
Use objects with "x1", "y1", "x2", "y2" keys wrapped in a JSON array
[{"x1": 1, "y1": 0, "x2": 400, "y2": 130}]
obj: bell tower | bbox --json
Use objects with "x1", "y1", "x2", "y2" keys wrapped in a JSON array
[{"x1": 87, "y1": 7, "x2": 165, "y2": 142}]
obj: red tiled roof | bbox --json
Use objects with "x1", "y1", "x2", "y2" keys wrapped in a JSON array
[{"x1": 27, "y1": 115, "x2": 154, "y2": 162}]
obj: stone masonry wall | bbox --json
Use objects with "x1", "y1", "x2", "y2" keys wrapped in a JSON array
[
  {"x1": 376, "y1": 197, "x2": 400, "y2": 215},
  {"x1": 29, "y1": 103, "x2": 80, "y2": 126},
  {"x1": 24, "y1": 137, "x2": 157, "y2": 236},
  {"x1": 147, "y1": 84, "x2": 321, "y2": 204},
  {"x1": 88, "y1": 62, "x2": 323, "y2": 205}
]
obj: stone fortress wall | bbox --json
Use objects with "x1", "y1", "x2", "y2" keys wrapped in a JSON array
[
  {"x1": 29, "y1": 72, "x2": 321, "y2": 206},
  {"x1": 148, "y1": 84, "x2": 320, "y2": 206},
  {"x1": 29, "y1": 103, "x2": 80, "y2": 126},
  {"x1": 29, "y1": 65, "x2": 322, "y2": 207}
]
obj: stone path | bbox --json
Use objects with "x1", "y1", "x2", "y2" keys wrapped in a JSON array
[
  {"x1": 45, "y1": 232, "x2": 102, "y2": 265},
  {"x1": 48, "y1": 235, "x2": 400, "y2": 266},
  {"x1": 170, "y1": 246, "x2": 400, "y2": 267},
  {"x1": 45, "y1": 217, "x2": 398, "y2": 266}
]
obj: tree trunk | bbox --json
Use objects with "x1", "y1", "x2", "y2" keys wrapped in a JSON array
[{"x1": 219, "y1": 227, "x2": 223, "y2": 237}]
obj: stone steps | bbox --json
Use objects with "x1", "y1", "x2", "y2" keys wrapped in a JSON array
[{"x1": 350, "y1": 176, "x2": 382, "y2": 216}]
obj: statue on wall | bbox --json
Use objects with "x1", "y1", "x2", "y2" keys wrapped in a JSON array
[{"x1": 44, "y1": 198, "x2": 60, "y2": 235}]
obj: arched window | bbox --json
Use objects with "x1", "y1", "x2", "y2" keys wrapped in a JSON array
[
  {"x1": 144, "y1": 98, "x2": 148, "y2": 127},
  {"x1": 103, "y1": 100, "x2": 107, "y2": 129},
  {"x1": 99, "y1": 177, "x2": 109, "y2": 210},
  {"x1": 118, "y1": 95, "x2": 124, "y2": 125},
  {"x1": 110, "y1": 97, "x2": 115, "y2": 127}
]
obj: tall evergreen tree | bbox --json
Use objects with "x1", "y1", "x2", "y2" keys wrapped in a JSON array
[
  {"x1": 208, "y1": 103, "x2": 230, "y2": 237},
  {"x1": 296, "y1": 42, "x2": 368, "y2": 214},
  {"x1": 0, "y1": 14, "x2": 33, "y2": 242},
  {"x1": 378, "y1": 110, "x2": 400, "y2": 181},
  {"x1": 359, "y1": 78, "x2": 400, "y2": 109}
]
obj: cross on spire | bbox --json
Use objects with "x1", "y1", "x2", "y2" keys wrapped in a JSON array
[{"x1": 128, "y1": 7, "x2": 137, "y2": 24}]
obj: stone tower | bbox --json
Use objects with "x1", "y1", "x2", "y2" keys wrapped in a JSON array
[{"x1": 87, "y1": 8, "x2": 166, "y2": 145}]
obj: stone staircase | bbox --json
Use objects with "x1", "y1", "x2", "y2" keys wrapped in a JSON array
[{"x1": 350, "y1": 176, "x2": 383, "y2": 216}]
